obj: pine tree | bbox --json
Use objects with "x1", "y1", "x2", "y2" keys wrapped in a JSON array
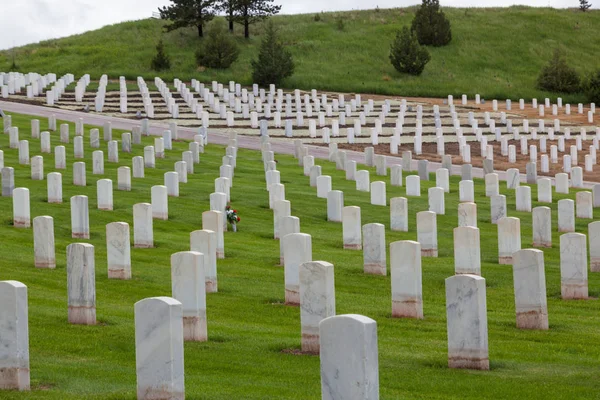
[
  {"x1": 537, "y1": 48, "x2": 580, "y2": 93},
  {"x1": 579, "y1": 0, "x2": 592, "y2": 11},
  {"x1": 411, "y1": 0, "x2": 452, "y2": 47},
  {"x1": 389, "y1": 27, "x2": 431, "y2": 76},
  {"x1": 251, "y1": 22, "x2": 294, "y2": 86},
  {"x1": 196, "y1": 19, "x2": 239, "y2": 69},
  {"x1": 218, "y1": 0, "x2": 238, "y2": 32},
  {"x1": 234, "y1": 0, "x2": 281, "y2": 39},
  {"x1": 159, "y1": 0, "x2": 217, "y2": 37},
  {"x1": 151, "y1": 40, "x2": 172, "y2": 71}
]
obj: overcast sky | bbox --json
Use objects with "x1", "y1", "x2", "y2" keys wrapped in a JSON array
[{"x1": 0, "y1": 0, "x2": 594, "y2": 50}]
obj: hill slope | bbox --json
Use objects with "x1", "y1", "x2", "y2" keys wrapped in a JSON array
[{"x1": 2, "y1": 7, "x2": 599, "y2": 101}]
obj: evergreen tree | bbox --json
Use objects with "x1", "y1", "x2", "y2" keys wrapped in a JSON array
[
  {"x1": 234, "y1": 0, "x2": 281, "y2": 39},
  {"x1": 389, "y1": 27, "x2": 431, "y2": 76},
  {"x1": 159, "y1": 0, "x2": 218, "y2": 37},
  {"x1": 580, "y1": 0, "x2": 592, "y2": 11},
  {"x1": 537, "y1": 48, "x2": 580, "y2": 93},
  {"x1": 411, "y1": 0, "x2": 452, "y2": 47},
  {"x1": 586, "y1": 69, "x2": 600, "y2": 103},
  {"x1": 218, "y1": 0, "x2": 238, "y2": 32},
  {"x1": 196, "y1": 19, "x2": 239, "y2": 69},
  {"x1": 151, "y1": 40, "x2": 171, "y2": 71},
  {"x1": 251, "y1": 22, "x2": 294, "y2": 86}
]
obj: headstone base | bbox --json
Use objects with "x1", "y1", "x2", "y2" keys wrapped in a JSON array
[
  {"x1": 68, "y1": 306, "x2": 96, "y2": 325},
  {"x1": 285, "y1": 288, "x2": 299, "y2": 305},
  {"x1": 134, "y1": 242, "x2": 153, "y2": 249},
  {"x1": 364, "y1": 263, "x2": 386, "y2": 276},
  {"x1": 516, "y1": 311, "x2": 549, "y2": 330},
  {"x1": 108, "y1": 268, "x2": 131, "y2": 280},
  {"x1": 14, "y1": 218, "x2": 30, "y2": 228},
  {"x1": 343, "y1": 244, "x2": 362, "y2": 250},
  {"x1": 591, "y1": 258, "x2": 600, "y2": 272},
  {"x1": 35, "y1": 258, "x2": 56, "y2": 269},
  {"x1": 421, "y1": 249, "x2": 438, "y2": 257},
  {"x1": 301, "y1": 334, "x2": 319, "y2": 354},
  {"x1": 72, "y1": 232, "x2": 90, "y2": 239},
  {"x1": 183, "y1": 316, "x2": 207, "y2": 342},
  {"x1": 392, "y1": 300, "x2": 423, "y2": 319},
  {"x1": 498, "y1": 256, "x2": 513, "y2": 265},
  {"x1": 448, "y1": 352, "x2": 489, "y2": 371},
  {"x1": 532, "y1": 241, "x2": 551, "y2": 248},
  {"x1": 205, "y1": 280, "x2": 217, "y2": 293},
  {"x1": 217, "y1": 249, "x2": 224, "y2": 259},
  {"x1": 561, "y1": 283, "x2": 588, "y2": 299},
  {"x1": 0, "y1": 367, "x2": 30, "y2": 391}
]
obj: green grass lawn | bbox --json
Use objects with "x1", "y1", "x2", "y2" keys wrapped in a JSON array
[
  {"x1": 2, "y1": 7, "x2": 600, "y2": 102},
  {"x1": 1, "y1": 112, "x2": 600, "y2": 399}
]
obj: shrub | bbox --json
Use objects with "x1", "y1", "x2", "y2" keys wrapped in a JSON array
[
  {"x1": 336, "y1": 17, "x2": 345, "y2": 31},
  {"x1": 585, "y1": 69, "x2": 600, "y2": 103},
  {"x1": 536, "y1": 48, "x2": 581, "y2": 93},
  {"x1": 195, "y1": 20, "x2": 239, "y2": 69},
  {"x1": 314, "y1": 13, "x2": 321, "y2": 22},
  {"x1": 151, "y1": 39, "x2": 171, "y2": 71},
  {"x1": 411, "y1": 0, "x2": 452, "y2": 47},
  {"x1": 251, "y1": 21, "x2": 294, "y2": 86},
  {"x1": 389, "y1": 27, "x2": 431, "y2": 76}
]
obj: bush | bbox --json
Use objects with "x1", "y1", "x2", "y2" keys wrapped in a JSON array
[
  {"x1": 195, "y1": 20, "x2": 239, "y2": 69},
  {"x1": 336, "y1": 17, "x2": 345, "y2": 31},
  {"x1": 536, "y1": 48, "x2": 581, "y2": 93},
  {"x1": 411, "y1": 0, "x2": 452, "y2": 47},
  {"x1": 585, "y1": 69, "x2": 600, "y2": 103},
  {"x1": 389, "y1": 27, "x2": 431, "y2": 76},
  {"x1": 251, "y1": 22, "x2": 294, "y2": 86},
  {"x1": 151, "y1": 40, "x2": 171, "y2": 71},
  {"x1": 314, "y1": 13, "x2": 321, "y2": 22}
]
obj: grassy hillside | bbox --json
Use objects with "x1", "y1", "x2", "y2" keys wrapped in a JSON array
[
  {"x1": 2, "y1": 7, "x2": 600, "y2": 101},
  {"x1": 2, "y1": 111, "x2": 600, "y2": 399}
]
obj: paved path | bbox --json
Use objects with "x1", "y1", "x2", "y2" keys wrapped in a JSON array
[{"x1": 1, "y1": 100, "x2": 596, "y2": 189}]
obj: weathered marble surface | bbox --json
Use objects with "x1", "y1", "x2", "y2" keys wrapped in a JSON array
[
  {"x1": 279, "y1": 216, "x2": 301, "y2": 265},
  {"x1": 2, "y1": 167, "x2": 15, "y2": 197},
  {"x1": 436, "y1": 168, "x2": 449, "y2": 193},
  {"x1": 327, "y1": 190, "x2": 344, "y2": 222},
  {"x1": 144, "y1": 146, "x2": 155, "y2": 168},
  {"x1": 210, "y1": 192, "x2": 228, "y2": 231},
  {"x1": 269, "y1": 183, "x2": 285, "y2": 209},
  {"x1": 512, "y1": 249, "x2": 548, "y2": 330},
  {"x1": 445, "y1": 274, "x2": 489, "y2": 370},
  {"x1": 459, "y1": 180, "x2": 474, "y2": 203},
  {"x1": 355, "y1": 170, "x2": 370, "y2": 192},
  {"x1": 133, "y1": 203, "x2": 153, "y2": 248},
  {"x1": 67, "y1": 243, "x2": 96, "y2": 325},
  {"x1": 92, "y1": 150, "x2": 104, "y2": 175},
  {"x1": 54, "y1": 146, "x2": 66, "y2": 169},
  {"x1": 406, "y1": 175, "x2": 420, "y2": 197},
  {"x1": 557, "y1": 199, "x2": 575, "y2": 233},
  {"x1": 190, "y1": 229, "x2": 218, "y2": 293},
  {"x1": 202, "y1": 211, "x2": 224, "y2": 259},
  {"x1": 135, "y1": 297, "x2": 184, "y2": 400},
  {"x1": 47, "y1": 172, "x2": 62, "y2": 203},
  {"x1": 390, "y1": 165, "x2": 402, "y2": 187},
  {"x1": 133, "y1": 156, "x2": 145, "y2": 178},
  {"x1": 589, "y1": 221, "x2": 600, "y2": 272},
  {"x1": 300, "y1": 261, "x2": 336, "y2": 354},
  {"x1": 537, "y1": 178, "x2": 552, "y2": 203},
  {"x1": 490, "y1": 194, "x2": 507, "y2": 224},
  {"x1": 106, "y1": 222, "x2": 131, "y2": 280},
  {"x1": 516, "y1": 186, "x2": 532, "y2": 212},
  {"x1": 319, "y1": 314, "x2": 378, "y2": 400},
  {"x1": 33, "y1": 216, "x2": 55, "y2": 269},
  {"x1": 370, "y1": 181, "x2": 386, "y2": 206},
  {"x1": 555, "y1": 173, "x2": 569, "y2": 194},
  {"x1": 283, "y1": 233, "x2": 312, "y2": 305},
  {"x1": 309, "y1": 165, "x2": 322, "y2": 187},
  {"x1": 108, "y1": 140, "x2": 119, "y2": 163},
  {"x1": 165, "y1": 171, "x2": 179, "y2": 197},
  {"x1": 342, "y1": 206, "x2": 362, "y2": 250},
  {"x1": 390, "y1": 197, "x2": 408, "y2": 232},
  {"x1": 390, "y1": 240, "x2": 423, "y2": 319},
  {"x1": 0, "y1": 280, "x2": 30, "y2": 391},
  {"x1": 73, "y1": 162, "x2": 86, "y2": 187},
  {"x1": 317, "y1": 176, "x2": 332, "y2": 199},
  {"x1": 171, "y1": 251, "x2": 207, "y2": 342},
  {"x1": 18, "y1": 140, "x2": 29, "y2": 165},
  {"x1": 175, "y1": 161, "x2": 188, "y2": 184},
  {"x1": 40, "y1": 132, "x2": 51, "y2": 153},
  {"x1": 497, "y1": 217, "x2": 521, "y2": 265},
  {"x1": 362, "y1": 223, "x2": 386, "y2": 275},
  {"x1": 576, "y1": 191, "x2": 593, "y2": 219},
  {"x1": 97, "y1": 179, "x2": 113, "y2": 211},
  {"x1": 13, "y1": 188, "x2": 30, "y2": 228},
  {"x1": 458, "y1": 202, "x2": 477, "y2": 228},
  {"x1": 532, "y1": 207, "x2": 552, "y2": 247},
  {"x1": 485, "y1": 173, "x2": 499, "y2": 197},
  {"x1": 273, "y1": 200, "x2": 291, "y2": 240},
  {"x1": 30, "y1": 156, "x2": 43, "y2": 180},
  {"x1": 506, "y1": 168, "x2": 520, "y2": 189},
  {"x1": 428, "y1": 187, "x2": 445, "y2": 215},
  {"x1": 417, "y1": 211, "x2": 437, "y2": 257},
  {"x1": 560, "y1": 233, "x2": 588, "y2": 299},
  {"x1": 453, "y1": 226, "x2": 481, "y2": 275},
  {"x1": 118, "y1": 167, "x2": 131, "y2": 191},
  {"x1": 345, "y1": 160, "x2": 356, "y2": 181},
  {"x1": 73, "y1": 136, "x2": 84, "y2": 159}
]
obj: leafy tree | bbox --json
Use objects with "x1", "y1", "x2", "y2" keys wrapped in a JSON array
[
  {"x1": 196, "y1": 19, "x2": 239, "y2": 69},
  {"x1": 234, "y1": 0, "x2": 281, "y2": 39},
  {"x1": 585, "y1": 69, "x2": 600, "y2": 103},
  {"x1": 151, "y1": 40, "x2": 171, "y2": 71},
  {"x1": 159, "y1": 0, "x2": 218, "y2": 37},
  {"x1": 251, "y1": 21, "x2": 294, "y2": 86},
  {"x1": 580, "y1": 0, "x2": 592, "y2": 11},
  {"x1": 389, "y1": 27, "x2": 431, "y2": 76},
  {"x1": 218, "y1": 0, "x2": 237, "y2": 32},
  {"x1": 537, "y1": 48, "x2": 580, "y2": 93},
  {"x1": 411, "y1": 0, "x2": 452, "y2": 47}
]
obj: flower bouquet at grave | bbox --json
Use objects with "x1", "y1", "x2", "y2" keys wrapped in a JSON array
[{"x1": 226, "y1": 205, "x2": 240, "y2": 232}]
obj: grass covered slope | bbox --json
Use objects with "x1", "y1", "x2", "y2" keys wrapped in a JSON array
[
  {"x1": 2, "y1": 7, "x2": 600, "y2": 101},
  {"x1": 1, "y1": 112, "x2": 600, "y2": 398}
]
